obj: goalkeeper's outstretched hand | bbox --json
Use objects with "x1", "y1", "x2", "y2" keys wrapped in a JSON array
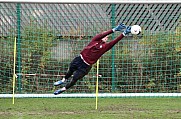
[
  {"x1": 112, "y1": 23, "x2": 126, "y2": 32},
  {"x1": 123, "y1": 26, "x2": 131, "y2": 36}
]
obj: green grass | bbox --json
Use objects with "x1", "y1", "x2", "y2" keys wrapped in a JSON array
[{"x1": 1, "y1": 97, "x2": 181, "y2": 119}]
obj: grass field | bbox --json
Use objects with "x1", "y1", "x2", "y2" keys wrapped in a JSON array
[{"x1": 1, "y1": 97, "x2": 181, "y2": 119}]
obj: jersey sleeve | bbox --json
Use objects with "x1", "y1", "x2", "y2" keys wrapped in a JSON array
[{"x1": 105, "y1": 33, "x2": 125, "y2": 51}]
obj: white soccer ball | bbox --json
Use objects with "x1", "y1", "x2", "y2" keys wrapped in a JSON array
[{"x1": 131, "y1": 25, "x2": 141, "y2": 35}]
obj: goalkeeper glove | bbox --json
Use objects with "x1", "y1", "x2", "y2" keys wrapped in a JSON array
[
  {"x1": 123, "y1": 26, "x2": 131, "y2": 36},
  {"x1": 112, "y1": 23, "x2": 126, "y2": 32}
]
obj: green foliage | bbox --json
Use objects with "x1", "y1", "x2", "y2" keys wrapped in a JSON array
[
  {"x1": 120, "y1": 30, "x2": 180, "y2": 93},
  {"x1": 19, "y1": 19, "x2": 57, "y2": 93},
  {"x1": 1, "y1": 18, "x2": 181, "y2": 94},
  {"x1": 21, "y1": 20, "x2": 56, "y2": 71},
  {"x1": 100, "y1": 23, "x2": 181, "y2": 93},
  {"x1": 0, "y1": 36, "x2": 16, "y2": 93}
]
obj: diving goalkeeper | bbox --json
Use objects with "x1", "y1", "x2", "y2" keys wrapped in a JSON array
[{"x1": 54, "y1": 23, "x2": 131, "y2": 95}]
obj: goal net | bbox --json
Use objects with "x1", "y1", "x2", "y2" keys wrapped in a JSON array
[{"x1": 0, "y1": 1, "x2": 181, "y2": 98}]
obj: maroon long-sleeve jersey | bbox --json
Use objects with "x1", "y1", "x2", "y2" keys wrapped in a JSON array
[{"x1": 80, "y1": 29, "x2": 124, "y2": 65}]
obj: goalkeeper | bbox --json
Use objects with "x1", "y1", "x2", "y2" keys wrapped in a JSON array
[{"x1": 54, "y1": 23, "x2": 131, "y2": 95}]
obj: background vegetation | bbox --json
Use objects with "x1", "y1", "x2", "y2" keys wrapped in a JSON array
[{"x1": 0, "y1": 20, "x2": 180, "y2": 94}]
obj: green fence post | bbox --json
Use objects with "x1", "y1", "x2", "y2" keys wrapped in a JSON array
[
  {"x1": 17, "y1": 3, "x2": 22, "y2": 93},
  {"x1": 111, "y1": 4, "x2": 115, "y2": 91}
]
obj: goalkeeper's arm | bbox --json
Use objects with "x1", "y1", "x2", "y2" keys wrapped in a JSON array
[{"x1": 92, "y1": 23, "x2": 126, "y2": 41}]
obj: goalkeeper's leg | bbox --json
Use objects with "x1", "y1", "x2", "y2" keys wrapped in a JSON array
[
  {"x1": 54, "y1": 67, "x2": 91, "y2": 95},
  {"x1": 65, "y1": 70, "x2": 87, "y2": 89},
  {"x1": 54, "y1": 59, "x2": 77, "y2": 86},
  {"x1": 54, "y1": 68, "x2": 75, "y2": 86}
]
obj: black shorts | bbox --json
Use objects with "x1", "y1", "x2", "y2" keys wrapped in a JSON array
[{"x1": 70, "y1": 56, "x2": 92, "y2": 75}]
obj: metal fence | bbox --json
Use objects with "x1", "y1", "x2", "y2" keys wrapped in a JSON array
[{"x1": 0, "y1": 3, "x2": 181, "y2": 94}]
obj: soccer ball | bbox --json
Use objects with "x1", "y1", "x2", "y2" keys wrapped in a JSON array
[{"x1": 131, "y1": 25, "x2": 141, "y2": 35}]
